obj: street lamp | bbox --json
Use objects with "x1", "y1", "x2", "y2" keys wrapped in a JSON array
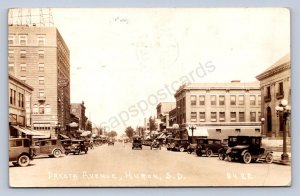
[
  {"x1": 261, "y1": 117, "x2": 265, "y2": 135},
  {"x1": 189, "y1": 125, "x2": 196, "y2": 138},
  {"x1": 275, "y1": 99, "x2": 291, "y2": 163}
]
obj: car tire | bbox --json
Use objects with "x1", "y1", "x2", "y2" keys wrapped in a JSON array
[
  {"x1": 179, "y1": 147, "x2": 185, "y2": 152},
  {"x1": 206, "y1": 149, "x2": 213, "y2": 157},
  {"x1": 18, "y1": 154, "x2": 30, "y2": 167},
  {"x1": 265, "y1": 153, "x2": 273, "y2": 164},
  {"x1": 196, "y1": 150, "x2": 202, "y2": 157},
  {"x1": 227, "y1": 154, "x2": 232, "y2": 162},
  {"x1": 218, "y1": 153, "x2": 225, "y2": 160},
  {"x1": 53, "y1": 149, "x2": 62, "y2": 158},
  {"x1": 243, "y1": 152, "x2": 252, "y2": 164}
]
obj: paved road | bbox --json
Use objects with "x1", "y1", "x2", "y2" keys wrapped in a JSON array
[{"x1": 9, "y1": 142, "x2": 291, "y2": 187}]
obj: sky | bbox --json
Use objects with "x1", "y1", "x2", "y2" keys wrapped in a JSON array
[{"x1": 49, "y1": 8, "x2": 290, "y2": 133}]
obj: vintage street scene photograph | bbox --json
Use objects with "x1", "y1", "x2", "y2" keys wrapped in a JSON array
[{"x1": 8, "y1": 8, "x2": 291, "y2": 187}]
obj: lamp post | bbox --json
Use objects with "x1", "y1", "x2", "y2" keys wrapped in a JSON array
[
  {"x1": 189, "y1": 125, "x2": 196, "y2": 138},
  {"x1": 261, "y1": 117, "x2": 265, "y2": 135},
  {"x1": 275, "y1": 99, "x2": 291, "y2": 163}
]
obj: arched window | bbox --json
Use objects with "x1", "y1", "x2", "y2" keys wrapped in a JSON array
[
  {"x1": 45, "y1": 104, "x2": 51, "y2": 114},
  {"x1": 33, "y1": 104, "x2": 38, "y2": 114}
]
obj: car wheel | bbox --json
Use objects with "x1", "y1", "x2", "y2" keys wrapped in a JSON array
[
  {"x1": 18, "y1": 155, "x2": 30, "y2": 167},
  {"x1": 218, "y1": 153, "x2": 225, "y2": 160},
  {"x1": 53, "y1": 149, "x2": 62, "y2": 158},
  {"x1": 227, "y1": 154, "x2": 232, "y2": 162},
  {"x1": 206, "y1": 149, "x2": 213, "y2": 157},
  {"x1": 265, "y1": 153, "x2": 273, "y2": 164},
  {"x1": 243, "y1": 152, "x2": 252, "y2": 164},
  {"x1": 196, "y1": 150, "x2": 202, "y2": 157},
  {"x1": 179, "y1": 147, "x2": 185, "y2": 152}
]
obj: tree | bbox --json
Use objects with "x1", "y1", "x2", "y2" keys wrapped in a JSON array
[
  {"x1": 107, "y1": 130, "x2": 117, "y2": 138},
  {"x1": 149, "y1": 116, "x2": 156, "y2": 131},
  {"x1": 125, "y1": 126, "x2": 134, "y2": 138}
]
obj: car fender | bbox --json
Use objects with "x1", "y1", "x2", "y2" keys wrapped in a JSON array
[
  {"x1": 241, "y1": 150, "x2": 248, "y2": 156},
  {"x1": 18, "y1": 152, "x2": 33, "y2": 160}
]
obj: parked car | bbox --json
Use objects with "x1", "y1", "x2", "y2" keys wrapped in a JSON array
[
  {"x1": 9, "y1": 138, "x2": 33, "y2": 167},
  {"x1": 170, "y1": 139, "x2": 190, "y2": 152},
  {"x1": 226, "y1": 136, "x2": 273, "y2": 164},
  {"x1": 61, "y1": 139, "x2": 73, "y2": 155},
  {"x1": 218, "y1": 136, "x2": 237, "y2": 160},
  {"x1": 108, "y1": 139, "x2": 114, "y2": 146},
  {"x1": 166, "y1": 137, "x2": 174, "y2": 151},
  {"x1": 31, "y1": 139, "x2": 65, "y2": 158},
  {"x1": 69, "y1": 140, "x2": 88, "y2": 155},
  {"x1": 132, "y1": 135, "x2": 142, "y2": 150},
  {"x1": 142, "y1": 139, "x2": 152, "y2": 146},
  {"x1": 195, "y1": 138, "x2": 223, "y2": 157},
  {"x1": 150, "y1": 140, "x2": 161, "y2": 150}
]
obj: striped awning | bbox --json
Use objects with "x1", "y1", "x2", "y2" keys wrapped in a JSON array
[{"x1": 12, "y1": 125, "x2": 46, "y2": 136}]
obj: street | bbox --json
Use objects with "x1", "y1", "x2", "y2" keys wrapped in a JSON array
[{"x1": 9, "y1": 142, "x2": 291, "y2": 187}]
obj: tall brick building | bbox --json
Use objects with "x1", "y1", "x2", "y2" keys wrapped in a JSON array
[{"x1": 8, "y1": 25, "x2": 71, "y2": 137}]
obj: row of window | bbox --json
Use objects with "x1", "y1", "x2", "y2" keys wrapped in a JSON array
[
  {"x1": 8, "y1": 34, "x2": 46, "y2": 46},
  {"x1": 8, "y1": 49, "x2": 45, "y2": 59},
  {"x1": 9, "y1": 88, "x2": 24, "y2": 108},
  {"x1": 15, "y1": 76, "x2": 44, "y2": 84},
  {"x1": 190, "y1": 111, "x2": 261, "y2": 122},
  {"x1": 33, "y1": 104, "x2": 51, "y2": 115},
  {"x1": 9, "y1": 63, "x2": 45, "y2": 72},
  {"x1": 190, "y1": 95, "x2": 261, "y2": 106}
]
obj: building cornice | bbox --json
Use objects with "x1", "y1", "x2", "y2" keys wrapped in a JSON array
[{"x1": 256, "y1": 62, "x2": 290, "y2": 81}]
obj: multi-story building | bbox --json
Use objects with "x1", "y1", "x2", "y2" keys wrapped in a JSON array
[
  {"x1": 168, "y1": 108, "x2": 177, "y2": 127},
  {"x1": 156, "y1": 102, "x2": 176, "y2": 131},
  {"x1": 8, "y1": 25, "x2": 71, "y2": 138},
  {"x1": 71, "y1": 102, "x2": 86, "y2": 130},
  {"x1": 9, "y1": 74, "x2": 33, "y2": 137},
  {"x1": 256, "y1": 54, "x2": 291, "y2": 138},
  {"x1": 174, "y1": 81, "x2": 262, "y2": 140}
]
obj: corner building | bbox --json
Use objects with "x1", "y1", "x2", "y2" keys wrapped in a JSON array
[{"x1": 8, "y1": 25, "x2": 71, "y2": 138}]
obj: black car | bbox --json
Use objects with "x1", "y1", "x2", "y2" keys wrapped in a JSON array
[
  {"x1": 132, "y1": 136, "x2": 142, "y2": 150},
  {"x1": 226, "y1": 136, "x2": 273, "y2": 164},
  {"x1": 150, "y1": 140, "x2": 161, "y2": 150},
  {"x1": 170, "y1": 139, "x2": 190, "y2": 152},
  {"x1": 69, "y1": 140, "x2": 88, "y2": 155},
  {"x1": 195, "y1": 138, "x2": 223, "y2": 157}
]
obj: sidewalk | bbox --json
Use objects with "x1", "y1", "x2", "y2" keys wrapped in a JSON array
[{"x1": 272, "y1": 151, "x2": 291, "y2": 165}]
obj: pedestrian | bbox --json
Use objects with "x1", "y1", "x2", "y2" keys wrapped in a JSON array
[{"x1": 122, "y1": 139, "x2": 125, "y2": 148}]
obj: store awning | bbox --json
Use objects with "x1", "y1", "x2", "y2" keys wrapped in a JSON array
[
  {"x1": 188, "y1": 127, "x2": 208, "y2": 137},
  {"x1": 157, "y1": 133, "x2": 166, "y2": 139},
  {"x1": 80, "y1": 131, "x2": 92, "y2": 137},
  {"x1": 12, "y1": 125, "x2": 47, "y2": 136},
  {"x1": 59, "y1": 134, "x2": 69, "y2": 139}
]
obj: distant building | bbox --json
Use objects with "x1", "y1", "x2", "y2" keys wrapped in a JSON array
[
  {"x1": 9, "y1": 74, "x2": 34, "y2": 138},
  {"x1": 174, "y1": 81, "x2": 262, "y2": 140},
  {"x1": 8, "y1": 25, "x2": 71, "y2": 137},
  {"x1": 168, "y1": 108, "x2": 177, "y2": 127},
  {"x1": 156, "y1": 102, "x2": 176, "y2": 131},
  {"x1": 256, "y1": 54, "x2": 291, "y2": 138},
  {"x1": 71, "y1": 102, "x2": 86, "y2": 130}
]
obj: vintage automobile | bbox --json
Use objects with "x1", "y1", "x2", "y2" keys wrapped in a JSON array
[
  {"x1": 61, "y1": 139, "x2": 72, "y2": 155},
  {"x1": 142, "y1": 138, "x2": 152, "y2": 146},
  {"x1": 218, "y1": 136, "x2": 237, "y2": 160},
  {"x1": 170, "y1": 139, "x2": 190, "y2": 152},
  {"x1": 31, "y1": 139, "x2": 65, "y2": 158},
  {"x1": 166, "y1": 137, "x2": 174, "y2": 151},
  {"x1": 150, "y1": 140, "x2": 161, "y2": 150},
  {"x1": 69, "y1": 140, "x2": 88, "y2": 155},
  {"x1": 195, "y1": 138, "x2": 223, "y2": 157},
  {"x1": 9, "y1": 138, "x2": 33, "y2": 167},
  {"x1": 107, "y1": 138, "x2": 114, "y2": 146},
  {"x1": 132, "y1": 135, "x2": 142, "y2": 150},
  {"x1": 226, "y1": 136, "x2": 273, "y2": 164}
]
